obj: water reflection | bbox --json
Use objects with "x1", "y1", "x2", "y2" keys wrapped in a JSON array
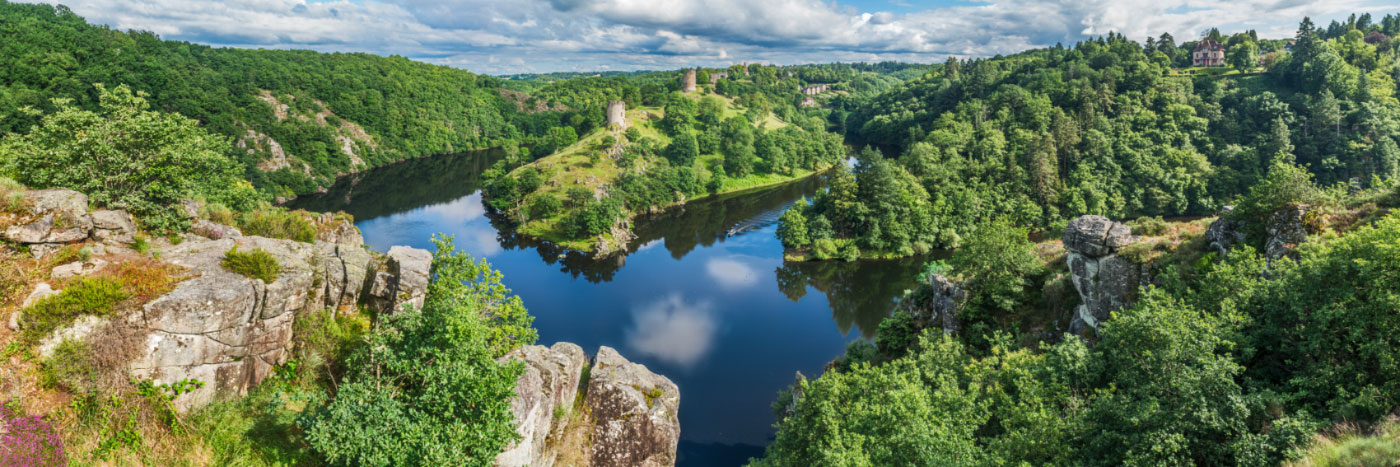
[
  {"x1": 288, "y1": 149, "x2": 932, "y2": 460},
  {"x1": 775, "y1": 254, "x2": 946, "y2": 338},
  {"x1": 289, "y1": 149, "x2": 503, "y2": 220},
  {"x1": 705, "y1": 257, "x2": 760, "y2": 291},
  {"x1": 626, "y1": 294, "x2": 719, "y2": 370}
]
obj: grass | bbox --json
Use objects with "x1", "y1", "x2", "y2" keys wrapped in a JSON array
[
  {"x1": 238, "y1": 207, "x2": 318, "y2": 243},
  {"x1": 18, "y1": 276, "x2": 129, "y2": 345},
  {"x1": 0, "y1": 176, "x2": 27, "y2": 213},
  {"x1": 222, "y1": 247, "x2": 281, "y2": 283},
  {"x1": 17, "y1": 257, "x2": 182, "y2": 346},
  {"x1": 507, "y1": 98, "x2": 821, "y2": 253},
  {"x1": 1290, "y1": 420, "x2": 1400, "y2": 467}
]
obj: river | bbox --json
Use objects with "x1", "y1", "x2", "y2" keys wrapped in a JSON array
[{"x1": 289, "y1": 150, "x2": 931, "y2": 466}]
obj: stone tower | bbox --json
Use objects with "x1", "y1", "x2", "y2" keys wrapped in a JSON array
[
  {"x1": 682, "y1": 69, "x2": 697, "y2": 94},
  {"x1": 606, "y1": 100, "x2": 627, "y2": 130}
]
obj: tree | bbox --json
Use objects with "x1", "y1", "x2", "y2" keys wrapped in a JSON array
[
  {"x1": 299, "y1": 236, "x2": 534, "y2": 466},
  {"x1": 1227, "y1": 40, "x2": 1260, "y2": 71},
  {"x1": 665, "y1": 130, "x2": 699, "y2": 166},
  {"x1": 1082, "y1": 289, "x2": 1254, "y2": 465},
  {"x1": 777, "y1": 199, "x2": 811, "y2": 248},
  {"x1": 720, "y1": 115, "x2": 756, "y2": 176},
  {"x1": 0, "y1": 84, "x2": 255, "y2": 232},
  {"x1": 949, "y1": 219, "x2": 1040, "y2": 315}
]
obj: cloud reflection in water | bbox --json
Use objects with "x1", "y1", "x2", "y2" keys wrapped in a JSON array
[{"x1": 626, "y1": 294, "x2": 718, "y2": 370}]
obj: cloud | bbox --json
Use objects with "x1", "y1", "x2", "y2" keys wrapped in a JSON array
[
  {"x1": 21, "y1": 0, "x2": 1393, "y2": 74},
  {"x1": 705, "y1": 257, "x2": 758, "y2": 290},
  {"x1": 625, "y1": 294, "x2": 718, "y2": 369}
]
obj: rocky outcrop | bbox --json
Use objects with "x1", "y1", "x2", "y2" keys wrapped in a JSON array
[
  {"x1": 5, "y1": 187, "x2": 432, "y2": 410},
  {"x1": 898, "y1": 274, "x2": 964, "y2": 335},
  {"x1": 496, "y1": 345, "x2": 681, "y2": 467},
  {"x1": 1205, "y1": 206, "x2": 1245, "y2": 257},
  {"x1": 365, "y1": 245, "x2": 431, "y2": 314},
  {"x1": 3, "y1": 189, "x2": 101, "y2": 257},
  {"x1": 126, "y1": 233, "x2": 430, "y2": 410},
  {"x1": 90, "y1": 210, "x2": 137, "y2": 244},
  {"x1": 1063, "y1": 215, "x2": 1143, "y2": 332},
  {"x1": 1265, "y1": 204, "x2": 1316, "y2": 263},
  {"x1": 587, "y1": 346, "x2": 680, "y2": 467},
  {"x1": 495, "y1": 343, "x2": 588, "y2": 467}
]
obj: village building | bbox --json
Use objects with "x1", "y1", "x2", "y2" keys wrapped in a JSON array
[
  {"x1": 801, "y1": 84, "x2": 829, "y2": 96},
  {"x1": 1193, "y1": 40, "x2": 1225, "y2": 67}
]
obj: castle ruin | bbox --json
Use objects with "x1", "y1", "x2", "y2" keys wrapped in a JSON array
[
  {"x1": 606, "y1": 100, "x2": 627, "y2": 130},
  {"x1": 682, "y1": 69, "x2": 697, "y2": 93}
]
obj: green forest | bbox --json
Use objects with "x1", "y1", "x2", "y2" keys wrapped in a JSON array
[
  {"x1": 0, "y1": 1, "x2": 522, "y2": 198},
  {"x1": 780, "y1": 17, "x2": 1400, "y2": 259},
  {"x1": 2, "y1": 1, "x2": 1400, "y2": 465}
]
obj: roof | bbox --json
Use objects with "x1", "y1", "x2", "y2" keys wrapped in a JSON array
[{"x1": 1194, "y1": 39, "x2": 1222, "y2": 52}]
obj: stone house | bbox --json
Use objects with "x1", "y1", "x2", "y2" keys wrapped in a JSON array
[{"x1": 1193, "y1": 39, "x2": 1225, "y2": 67}]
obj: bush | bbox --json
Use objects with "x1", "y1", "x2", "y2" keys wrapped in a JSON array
[
  {"x1": 564, "y1": 196, "x2": 623, "y2": 239},
  {"x1": 1128, "y1": 216, "x2": 1171, "y2": 236},
  {"x1": 199, "y1": 202, "x2": 238, "y2": 225},
  {"x1": 298, "y1": 236, "x2": 534, "y2": 466},
  {"x1": 0, "y1": 84, "x2": 257, "y2": 232},
  {"x1": 0, "y1": 176, "x2": 26, "y2": 213},
  {"x1": 238, "y1": 208, "x2": 317, "y2": 243},
  {"x1": 527, "y1": 195, "x2": 562, "y2": 220},
  {"x1": 19, "y1": 277, "x2": 129, "y2": 345},
  {"x1": 222, "y1": 247, "x2": 281, "y2": 283}
]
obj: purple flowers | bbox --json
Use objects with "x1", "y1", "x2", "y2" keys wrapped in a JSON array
[{"x1": 0, "y1": 406, "x2": 66, "y2": 467}]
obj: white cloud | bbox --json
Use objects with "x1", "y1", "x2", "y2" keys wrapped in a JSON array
[
  {"x1": 21, "y1": 0, "x2": 1394, "y2": 74},
  {"x1": 625, "y1": 294, "x2": 718, "y2": 369}
]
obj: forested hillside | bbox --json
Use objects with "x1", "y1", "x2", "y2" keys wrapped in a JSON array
[
  {"x1": 780, "y1": 17, "x2": 1400, "y2": 258},
  {"x1": 0, "y1": 1, "x2": 523, "y2": 197}
]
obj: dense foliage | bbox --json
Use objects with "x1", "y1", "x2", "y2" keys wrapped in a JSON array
[
  {"x1": 0, "y1": 1, "x2": 522, "y2": 196},
  {"x1": 783, "y1": 17, "x2": 1400, "y2": 257},
  {"x1": 0, "y1": 84, "x2": 255, "y2": 231},
  {"x1": 298, "y1": 236, "x2": 535, "y2": 466},
  {"x1": 757, "y1": 154, "x2": 1400, "y2": 466}
]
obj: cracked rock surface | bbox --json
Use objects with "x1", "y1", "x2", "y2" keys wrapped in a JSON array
[
  {"x1": 125, "y1": 228, "x2": 427, "y2": 410},
  {"x1": 1063, "y1": 215, "x2": 1143, "y2": 332}
]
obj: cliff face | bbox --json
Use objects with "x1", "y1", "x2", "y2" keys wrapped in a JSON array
[
  {"x1": 4, "y1": 189, "x2": 431, "y2": 410},
  {"x1": 494, "y1": 345, "x2": 682, "y2": 467},
  {"x1": 1062, "y1": 215, "x2": 1144, "y2": 332},
  {"x1": 7, "y1": 188, "x2": 683, "y2": 463}
]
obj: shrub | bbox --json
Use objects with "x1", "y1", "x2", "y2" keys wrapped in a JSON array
[
  {"x1": 222, "y1": 247, "x2": 281, "y2": 283},
  {"x1": 19, "y1": 277, "x2": 129, "y2": 345},
  {"x1": 564, "y1": 197, "x2": 623, "y2": 239},
  {"x1": 564, "y1": 186, "x2": 594, "y2": 208},
  {"x1": 528, "y1": 195, "x2": 562, "y2": 220},
  {"x1": 1128, "y1": 216, "x2": 1171, "y2": 236},
  {"x1": 0, "y1": 404, "x2": 66, "y2": 466},
  {"x1": 298, "y1": 236, "x2": 534, "y2": 466},
  {"x1": 0, "y1": 177, "x2": 26, "y2": 213},
  {"x1": 40, "y1": 338, "x2": 99, "y2": 391},
  {"x1": 1291, "y1": 421, "x2": 1400, "y2": 467},
  {"x1": 0, "y1": 84, "x2": 257, "y2": 232},
  {"x1": 238, "y1": 208, "x2": 317, "y2": 243},
  {"x1": 199, "y1": 202, "x2": 238, "y2": 225}
]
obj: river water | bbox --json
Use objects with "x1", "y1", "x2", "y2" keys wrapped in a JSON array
[{"x1": 290, "y1": 150, "x2": 930, "y2": 465}]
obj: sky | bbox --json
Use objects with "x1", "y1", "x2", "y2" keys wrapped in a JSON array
[{"x1": 24, "y1": 0, "x2": 1400, "y2": 75}]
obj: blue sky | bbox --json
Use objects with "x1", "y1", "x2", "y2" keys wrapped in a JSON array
[{"x1": 24, "y1": 0, "x2": 1400, "y2": 74}]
